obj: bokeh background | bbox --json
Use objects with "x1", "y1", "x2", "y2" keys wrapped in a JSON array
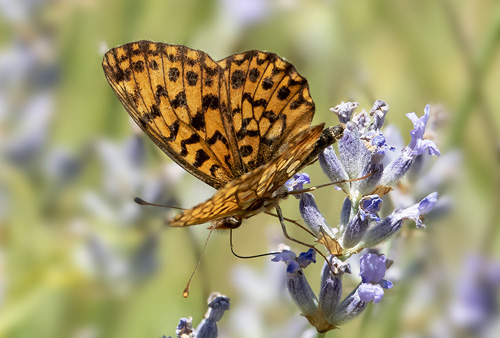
[{"x1": 1, "y1": 0, "x2": 499, "y2": 337}]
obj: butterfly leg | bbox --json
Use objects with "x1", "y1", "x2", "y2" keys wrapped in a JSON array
[
  {"x1": 264, "y1": 211, "x2": 317, "y2": 237},
  {"x1": 275, "y1": 205, "x2": 334, "y2": 271}
]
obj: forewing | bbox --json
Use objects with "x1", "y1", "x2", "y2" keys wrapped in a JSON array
[
  {"x1": 169, "y1": 125, "x2": 324, "y2": 227},
  {"x1": 217, "y1": 51, "x2": 315, "y2": 172},
  {"x1": 102, "y1": 41, "x2": 240, "y2": 189}
]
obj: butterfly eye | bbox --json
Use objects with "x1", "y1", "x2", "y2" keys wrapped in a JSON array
[{"x1": 212, "y1": 216, "x2": 243, "y2": 230}]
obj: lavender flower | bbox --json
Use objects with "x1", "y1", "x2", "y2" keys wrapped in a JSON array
[
  {"x1": 272, "y1": 251, "x2": 392, "y2": 330},
  {"x1": 358, "y1": 192, "x2": 438, "y2": 248},
  {"x1": 219, "y1": 0, "x2": 269, "y2": 26},
  {"x1": 272, "y1": 249, "x2": 318, "y2": 316},
  {"x1": 357, "y1": 253, "x2": 393, "y2": 303},
  {"x1": 370, "y1": 100, "x2": 389, "y2": 130},
  {"x1": 330, "y1": 101, "x2": 359, "y2": 123},
  {"x1": 286, "y1": 173, "x2": 336, "y2": 239},
  {"x1": 271, "y1": 101, "x2": 444, "y2": 333},
  {"x1": 285, "y1": 172, "x2": 311, "y2": 194},
  {"x1": 164, "y1": 294, "x2": 230, "y2": 338},
  {"x1": 175, "y1": 317, "x2": 194, "y2": 338},
  {"x1": 381, "y1": 105, "x2": 440, "y2": 186},
  {"x1": 448, "y1": 255, "x2": 500, "y2": 335},
  {"x1": 196, "y1": 295, "x2": 231, "y2": 338}
]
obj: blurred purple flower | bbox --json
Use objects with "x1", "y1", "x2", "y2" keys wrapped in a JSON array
[
  {"x1": 175, "y1": 317, "x2": 193, "y2": 338},
  {"x1": 449, "y1": 255, "x2": 500, "y2": 335},
  {"x1": 219, "y1": 0, "x2": 269, "y2": 26},
  {"x1": 166, "y1": 295, "x2": 230, "y2": 338}
]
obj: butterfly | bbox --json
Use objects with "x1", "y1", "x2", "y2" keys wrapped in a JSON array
[{"x1": 102, "y1": 40, "x2": 344, "y2": 230}]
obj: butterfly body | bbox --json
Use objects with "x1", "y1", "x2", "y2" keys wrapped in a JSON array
[{"x1": 102, "y1": 41, "x2": 344, "y2": 228}]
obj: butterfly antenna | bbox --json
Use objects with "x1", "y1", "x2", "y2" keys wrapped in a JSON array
[
  {"x1": 183, "y1": 226, "x2": 214, "y2": 298},
  {"x1": 229, "y1": 229, "x2": 282, "y2": 259},
  {"x1": 134, "y1": 197, "x2": 185, "y2": 210}
]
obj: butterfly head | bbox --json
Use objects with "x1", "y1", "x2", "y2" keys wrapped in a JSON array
[{"x1": 211, "y1": 216, "x2": 243, "y2": 230}]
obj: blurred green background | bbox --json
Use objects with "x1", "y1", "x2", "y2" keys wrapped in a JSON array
[{"x1": 1, "y1": 0, "x2": 499, "y2": 337}]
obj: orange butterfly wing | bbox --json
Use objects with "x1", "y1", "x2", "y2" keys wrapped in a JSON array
[{"x1": 169, "y1": 125, "x2": 324, "y2": 227}]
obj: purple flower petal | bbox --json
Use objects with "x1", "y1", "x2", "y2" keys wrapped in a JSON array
[
  {"x1": 359, "y1": 195, "x2": 382, "y2": 221},
  {"x1": 372, "y1": 133, "x2": 395, "y2": 155},
  {"x1": 370, "y1": 100, "x2": 389, "y2": 130},
  {"x1": 297, "y1": 249, "x2": 317, "y2": 268},
  {"x1": 399, "y1": 192, "x2": 438, "y2": 228},
  {"x1": 359, "y1": 253, "x2": 388, "y2": 283},
  {"x1": 408, "y1": 105, "x2": 441, "y2": 156},
  {"x1": 272, "y1": 250, "x2": 300, "y2": 273},
  {"x1": 358, "y1": 283, "x2": 385, "y2": 303},
  {"x1": 286, "y1": 173, "x2": 311, "y2": 192},
  {"x1": 330, "y1": 101, "x2": 358, "y2": 123}
]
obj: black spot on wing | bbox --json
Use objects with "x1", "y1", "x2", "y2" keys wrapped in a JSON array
[
  {"x1": 231, "y1": 70, "x2": 245, "y2": 89},
  {"x1": 207, "y1": 130, "x2": 228, "y2": 146},
  {"x1": 171, "y1": 91, "x2": 187, "y2": 108},
  {"x1": 262, "y1": 110, "x2": 279, "y2": 123},
  {"x1": 133, "y1": 60, "x2": 145, "y2": 72},
  {"x1": 277, "y1": 86, "x2": 291, "y2": 100},
  {"x1": 202, "y1": 94, "x2": 220, "y2": 110},
  {"x1": 150, "y1": 104, "x2": 161, "y2": 118},
  {"x1": 186, "y1": 71, "x2": 199, "y2": 86},
  {"x1": 209, "y1": 164, "x2": 220, "y2": 177},
  {"x1": 239, "y1": 145, "x2": 253, "y2": 157},
  {"x1": 180, "y1": 133, "x2": 200, "y2": 157},
  {"x1": 160, "y1": 120, "x2": 179, "y2": 142},
  {"x1": 248, "y1": 68, "x2": 260, "y2": 82},
  {"x1": 256, "y1": 57, "x2": 266, "y2": 65},
  {"x1": 290, "y1": 93, "x2": 308, "y2": 110},
  {"x1": 193, "y1": 149, "x2": 210, "y2": 168},
  {"x1": 262, "y1": 77, "x2": 273, "y2": 90},
  {"x1": 155, "y1": 85, "x2": 167, "y2": 103},
  {"x1": 186, "y1": 57, "x2": 196, "y2": 67},
  {"x1": 253, "y1": 98, "x2": 267, "y2": 107},
  {"x1": 168, "y1": 67, "x2": 180, "y2": 82},
  {"x1": 205, "y1": 66, "x2": 218, "y2": 77},
  {"x1": 149, "y1": 59, "x2": 159, "y2": 70},
  {"x1": 231, "y1": 53, "x2": 252, "y2": 66},
  {"x1": 191, "y1": 111, "x2": 206, "y2": 131},
  {"x1": 242, "y1": 92, "x2": 267, "y2": 107}
]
